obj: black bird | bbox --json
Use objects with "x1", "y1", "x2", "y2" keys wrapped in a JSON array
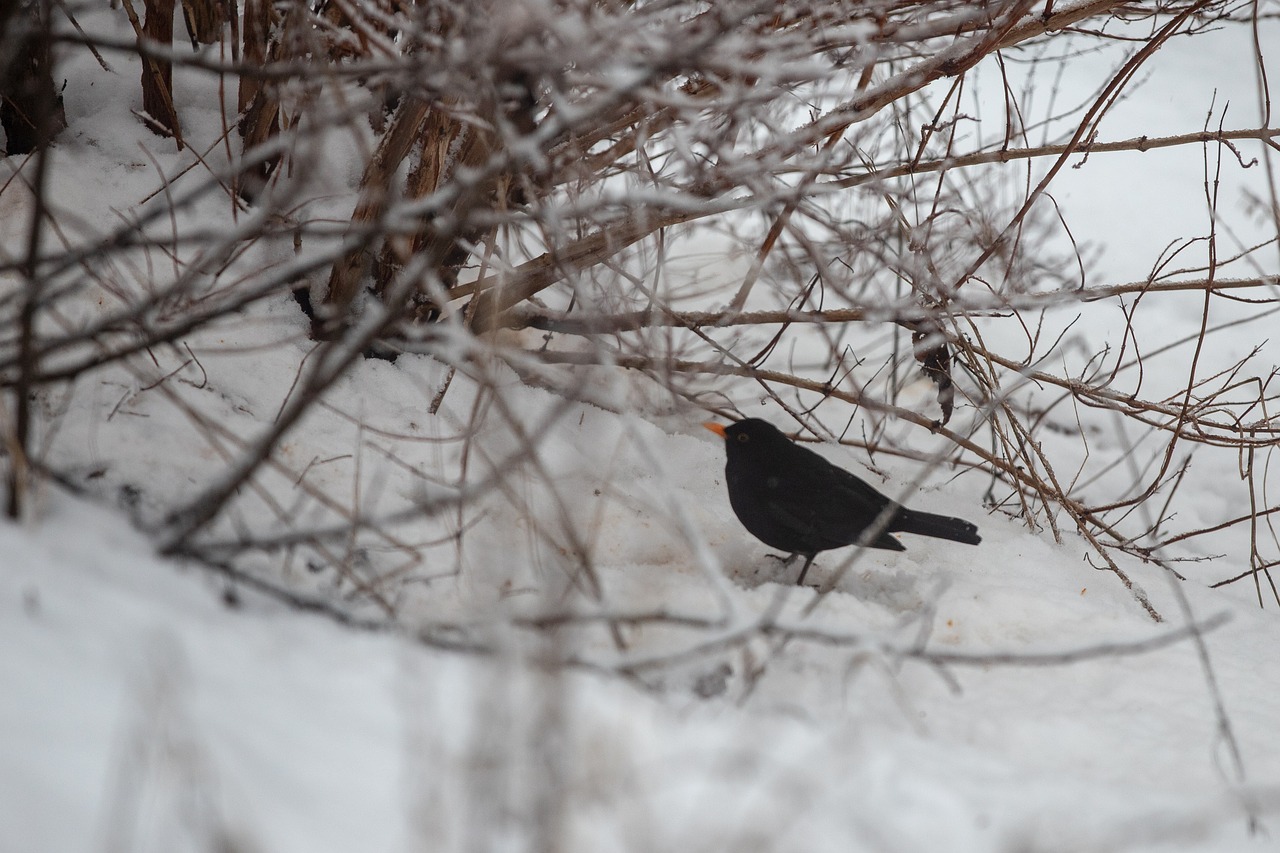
[{"x1": 705, "y1": 418, "x2": 981, "y2": 584}]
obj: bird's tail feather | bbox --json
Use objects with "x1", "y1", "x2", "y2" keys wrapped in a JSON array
[{"x1": 891, "y1": 508, "x2": 982, "y2": 544}]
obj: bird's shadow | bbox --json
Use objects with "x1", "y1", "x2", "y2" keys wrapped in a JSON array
[{"x1": 728, "y1": 553, "x2": 933, "y2": 614}]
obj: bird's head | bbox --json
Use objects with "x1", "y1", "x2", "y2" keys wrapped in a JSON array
[{"x1": 703, "y1": 418, "x2": 791, "y2": 453}]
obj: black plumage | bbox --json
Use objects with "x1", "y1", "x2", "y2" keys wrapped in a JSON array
[{"x1": 705, "y1": 418, "x2": 980, "y2": 583}]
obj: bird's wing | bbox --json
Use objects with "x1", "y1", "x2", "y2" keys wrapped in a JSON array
[
  {"x1": 784, "y1": 444, "x2": 894, "y2": 516},
  {"x1": 754, "y1": 445, "x2": 881, "y2": 543},
  {"x1": 760, "y1": 495, "x2": 821, "y2": 544},
  {"x1": 763, "y1": 483, "x2": 904, "y2": 552}
]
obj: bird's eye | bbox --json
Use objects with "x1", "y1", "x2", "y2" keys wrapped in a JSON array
[{"x1": 736, "y1": 433, "x2": 749, "y2": 443}]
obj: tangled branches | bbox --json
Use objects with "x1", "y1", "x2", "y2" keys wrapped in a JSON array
[{"x1": 0, "y1": 0, "x2": 1277, "y2": 633}]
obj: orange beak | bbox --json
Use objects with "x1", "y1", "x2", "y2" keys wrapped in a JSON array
[{"x1": 702, "y1": 422, "x2": 727, "y2": 438}]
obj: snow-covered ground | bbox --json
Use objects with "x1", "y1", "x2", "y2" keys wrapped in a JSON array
[
  {"x1": 6, "y1": 457, "x2": 1280, "y2": 851},
  {"x1": 3, "y1": 6, "x2": 1280, "y2": 852}
]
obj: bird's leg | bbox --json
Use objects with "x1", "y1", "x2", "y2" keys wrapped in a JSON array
[
  {"x1": 765, "y1": 553, "x2": 799, "y2": 567},
  {"x1": 794, "y1": 554, "x2": 817, "y2": 585}
]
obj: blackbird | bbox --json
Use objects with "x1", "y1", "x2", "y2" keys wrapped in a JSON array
[{"x1": 705, "y1": 418, "x2": 981, "y2": 584}]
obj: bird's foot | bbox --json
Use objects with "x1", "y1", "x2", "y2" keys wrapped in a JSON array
[
  {"x1": 765, "y1": 552, "x2": 816, "y2": 585},
  {"x1": 794, "y1": 554, "x2": 817, "y2": 586}
]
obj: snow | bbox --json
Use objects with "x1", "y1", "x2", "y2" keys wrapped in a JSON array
[
  {"x1": 3, "y1": 5, "x2": 1280, "y2": 852},
  {"x1": 4, "y1": 493, "x2": 1279, "y2": 851}
]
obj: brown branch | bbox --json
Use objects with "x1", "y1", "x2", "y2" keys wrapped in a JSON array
[
  {"x1": 829, "y1": 127, "x2": 1280, "y2": 193},
  {"x1": 320, "y1": 95, "x2": 432, "y2": 332},
  {"x1": 494, "y1": 274, "x2": 1278, "y2": 335},
  {"x1": 463, "y1": 209, "x2": 702, "y2": 331},
  {"x1": 121, "y1": 0, "x2": 185, "y2": 147}
]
